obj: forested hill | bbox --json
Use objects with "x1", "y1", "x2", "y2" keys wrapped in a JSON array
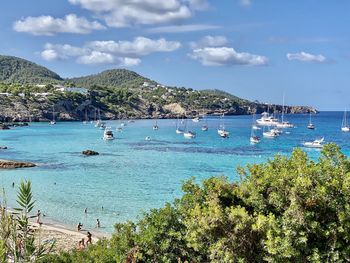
[
  {"x1": 67, "y1": 69, "x2": 152, "y2": 89},
  {"x1": 0, "y1": 55, "x2": 316, "y2": 122},
  {"x1": 0, "y1": 55, "x2": 62, "y2": 84}
]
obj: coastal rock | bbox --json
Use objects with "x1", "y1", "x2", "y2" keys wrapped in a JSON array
[
  {"x1": 0, "y1": 159, "x2": 36, "y2": 169},
  {"x1": 82, "y1": 150, "x2": 99, "y2": 156},
  {"x1": 0, "y1": 124, "x2": 10, "y2": 130}
]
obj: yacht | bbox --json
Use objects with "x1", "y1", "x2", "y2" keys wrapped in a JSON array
[
  {"x1": 49, "y1": 105, "x2": 56, "y2": 125},
  {"x1": 307, "y1": 112, "x2": 315, "y2": 130},
  {"x1": 263, "y1": 126, "x2": 279, "y2": 138},
  {"x1": 256, "y1": 112, "x2": 279, "y2": 126},
  {"x1": 103, "y1": 128, "x2": 115, "y2": 140},
  {"x1": 341, "y1": 109, "x2": 350, "y2": 132},
  {"x1": 303, "y1": 138, "x2": 324, "y2": 148}
]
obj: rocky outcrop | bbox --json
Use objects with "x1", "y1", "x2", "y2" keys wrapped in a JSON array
[
  {"x1": 82, "y1": 150, "x2": 99, "y2": 156},
  {"x1": 0, "y1": 159, "x2": 36, "y2": 169}
]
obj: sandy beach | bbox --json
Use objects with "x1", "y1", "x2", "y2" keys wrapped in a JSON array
[{"x1": 34, "y1": 220, "x2": 111, "y2": 252}]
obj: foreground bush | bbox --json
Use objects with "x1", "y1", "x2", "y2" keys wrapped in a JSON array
[{"x1": 42, "y1": 144, "x2": 350, "y2": 262}]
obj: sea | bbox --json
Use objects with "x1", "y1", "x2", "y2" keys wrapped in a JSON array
[{"x1": 0, "y1": 111, "x2": 349, "y2": 233}]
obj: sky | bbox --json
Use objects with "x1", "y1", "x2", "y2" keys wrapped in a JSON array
[{"x1": 1, "y1": 0, "x2": 350, "y2": 110}]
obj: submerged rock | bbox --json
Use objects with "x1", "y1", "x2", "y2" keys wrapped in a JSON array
[
  {"x1": 82, "y1": 150, "x2": 99, "y2": 156},
  {"x1": 0, "y1": 159, "x2": 36, "y2": 169}
]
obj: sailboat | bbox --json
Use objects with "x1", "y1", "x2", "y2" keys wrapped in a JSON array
[
  {"x1": 341, "y1": 109, "x2": 350, "y2": 132},
  {"x1": 201, "y1": 114, "x2": 208, "y2": 131},
  {"x1": 250, "y1": 115, "x2": 260, "y2": 144},
  {"x1": 153, "y1": 119, "x2": 159, "y2": 130},
  {"x1": 183, "y1": 119, "x2": 196, "y2": 138},
  {"x1": 49, "y1": 105, "x2": 56, "y2": 125},
  {"x1": 276, "y1": 94, "x2": 294, "y2": 128},
  {"x1": 175, "y1": 117, "x2": 184, "y2": 134},
  {"x1": 217, "y1": 114, "x2": 229, "y2": 138},
  {"x1": 307, "y1": 112, "x2": 315, "y2": 130}
]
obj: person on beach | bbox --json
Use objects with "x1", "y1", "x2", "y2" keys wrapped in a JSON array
[
  {"x1": 86, "y1": 231, "x2": 92, "y2": 245},
  {"x1": 78, "y1": 238, "x2": 85, "y2": 250},
  {"x1": 77, "y1": 222, "x2": 83, "y2": 231},
  {"x1": 96, "y1": 218, "x2": 101, "y2": 228},
  {"x1": 36, "y1": 210, "x2": 41, "y2": 224}
]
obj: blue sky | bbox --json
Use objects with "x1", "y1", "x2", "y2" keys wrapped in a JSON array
[{"x1": 1, "y1": 0, "x2": 350, "y2": 110}]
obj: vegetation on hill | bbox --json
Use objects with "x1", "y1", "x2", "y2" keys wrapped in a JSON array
[
  {"x1": 0, "y1": 55, "x2": 62, "y2": 84},
  {"x1": 67, "y1": 69, "x2": 152, "y2": 89},
  {"x1": 38, "y1": 144, "x2": 350, "y2": 262}
]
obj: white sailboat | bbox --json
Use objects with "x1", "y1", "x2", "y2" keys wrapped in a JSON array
[
  {"x1": 49, "y1": 105, "x2": 56, "y2": 125},
  {"x1": 276, "y1": 94, "x2": 294, "y2": 128},
  {"x1": 303, "y1": 137, "x2": 324, "y2": 148},
  {"x1": 341, "y1": 109, "x2": 350, "y2": 132},
  {"x1": 217, "y1": 114, "x2": 229, "y2": 138},
  {"x1": 183, "y1": 119, "x2": 196, "y2": 138},
  {"x1": 201, "y1": 114, "x2": 208, "y2": 131},
  {"x1": 153, "y1": 119, "x2": 159, "y2": 130},
  {"x1": 307, "y1": 112, "x2": 315, "y2": 130},
  {"x1": 175, "y1": 117, "x2": 184, "y2": 134},
  {"x1": 250, "y1": 115, "x2": 260, "y2": 144}
]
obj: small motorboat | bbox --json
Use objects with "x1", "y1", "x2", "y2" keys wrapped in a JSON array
[
  {"x1": 218, "y1": 129, "x2": 229, "y2": 138},
  {"x1": 176, "y1": 128, "x2": 184, "y2": 134},
  {"x1": 303, "y1": 137, "x2": 324, "y2": 148},
  {"x1": 201, "y1": 125, "x2": 208, "y2": 131},
  {"x1": 145, "y1": 136, "x2": 151, "y2": 141},
  {"x1": 100, "y1": 123, "x2": 106, "y2": 130},
  {"x1": 263, "y1": 130, "x2": 278, "y2": 138},
  {"x1": 184, "y1": 131, "x2": 196, "y2": 138},
  {"x1": 192, "y1": 117, "x2": 200, "y2": 123},
  {"x1": 252, "y1": 125, "x2": 261, "y2": 130},
  {"x1": 116, "y1": 127, "x2": 123, "y2": 132},
  {"x1": 49, "y1": 121, "x2": 56, "y2": 125},
  {"x1": 103, "y1": 128, "x2": 115, "y2": 140},
  {"x1": 250, "y1": 136, "x2": 261, "y2": 144}
]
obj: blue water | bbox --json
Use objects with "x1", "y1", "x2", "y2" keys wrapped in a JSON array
[{"x1": 0, "y1": 112, "x2": 349, "y2": 233}]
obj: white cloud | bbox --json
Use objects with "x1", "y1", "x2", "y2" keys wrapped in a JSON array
[
  {"x1": 286, "y1": 52, "x2": 327, "y2": 63},
  {"x1": 13, "y1": 14, "x2": 105, "y2": 36},
  {"x1": 68, "y1": 0, "x2": 208, "y2": 27},
  {"x1": 240, "y1": 0, "x2": 252, "y2": 7},
  {"x1": 40, "y1": 37, "x2": 181, "y2": 66},
  {"x1": 147, "y1": 24, "x2": 220, "y2": 33},
  {"x1": 87, "y1": 37, "x2": 181, "y2": 56},
  {"x1": 190, "y1": 35, "x2": 228, "y2": 49},
  {"x1": 190, "y1": 47, "x2": 268, "y2": 66}
]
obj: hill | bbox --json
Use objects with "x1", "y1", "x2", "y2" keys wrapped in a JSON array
[
  {"x1": 67, "y1": 69, "x2": 152, "y2": 89},
  {"x1": 0, "y1": 55, "x2": 62, "y2": 84},
  {"x1": 0, "y1": 55, "x2": 315, "y2": 122}
]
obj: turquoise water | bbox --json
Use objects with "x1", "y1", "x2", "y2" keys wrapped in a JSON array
[{"x1": 0, "y1": 112, "x2": 349, "y2": 233}]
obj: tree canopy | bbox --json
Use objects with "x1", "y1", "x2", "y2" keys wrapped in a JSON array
[{"x1": 40, "y1": 144, "x2": 350, "y2": 263}]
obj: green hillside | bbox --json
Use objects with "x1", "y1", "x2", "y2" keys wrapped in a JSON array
[
  {"x1": 0, "y1": 55, "x2": 62, "y2": 84},
  {"x1": 67, "y1": 69, "x2": 152, "y2": 89}
]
